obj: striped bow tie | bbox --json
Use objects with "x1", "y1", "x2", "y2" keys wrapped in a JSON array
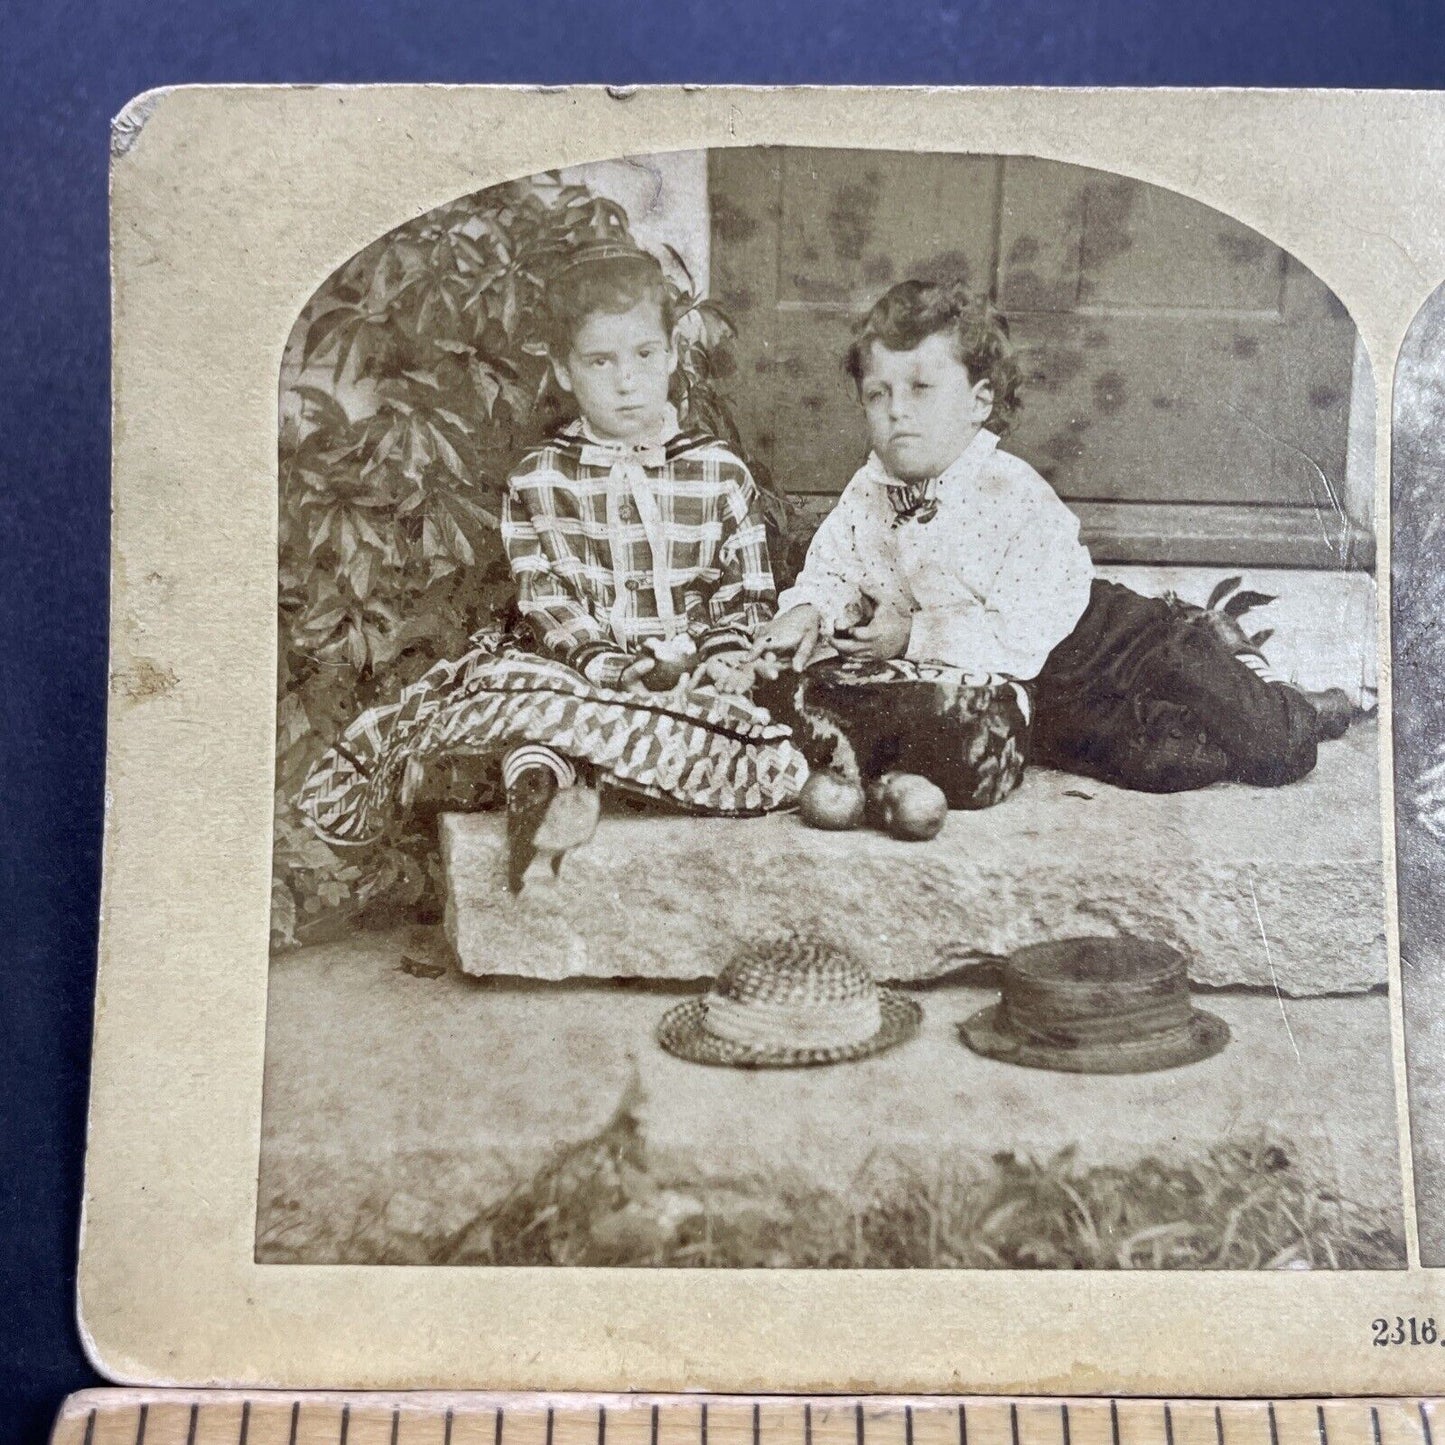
[{"x1": 887, "y1": 477, "x2": 941, "y2": 526}]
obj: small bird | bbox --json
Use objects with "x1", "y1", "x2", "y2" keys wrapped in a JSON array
[{"x1": 505, "y1": 772, "x2": 602, "y2": 894}]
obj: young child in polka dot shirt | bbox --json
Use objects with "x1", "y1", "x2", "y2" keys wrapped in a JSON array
[{"x1": 754, "y1": 278, "x2": 1344, "y2": 795}]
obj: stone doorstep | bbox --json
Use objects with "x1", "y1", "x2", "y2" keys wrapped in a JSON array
[{"x1": 441, "y1": 723, "x2": 1386, "y2": 997}]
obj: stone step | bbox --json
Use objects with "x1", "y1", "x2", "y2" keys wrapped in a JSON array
[{"x1": 441, "y1": 723, "x2": 1386, "y2": 996}]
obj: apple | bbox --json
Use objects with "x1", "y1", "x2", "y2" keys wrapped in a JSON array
[
  {"x1": 642, "y1": 634, "x2": 698, "y2": 691},
  {"x1": 867, "y1": 771, "x2": 948, "y2": 841},
  {"x1": 797, "y1": 770, "x2": 866, "y2": 830}
]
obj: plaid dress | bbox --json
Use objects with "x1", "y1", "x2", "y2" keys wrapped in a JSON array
[
  {"x1": 297, "y1": 419, "x2": 805, "y2": 845},
  {"x1": 503, "y1": 410, "x2": 775, "y2": 686}
]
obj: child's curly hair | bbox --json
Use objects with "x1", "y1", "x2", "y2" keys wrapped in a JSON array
[
  {"x1": 844, "y1": 279, "x2": 1023, "y2": 436},
  {"x1": 541, "y1": 242, "x2": 675, "y2": 358}
]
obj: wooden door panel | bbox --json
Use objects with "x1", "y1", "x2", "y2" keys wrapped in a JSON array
[
  {"x1": 999, "y1": 159, "x2": 1290, "y2": 315},
  {"x1": 707, "y1": 147, "x2": 1368, "y2": 567},
  {"x1": 1076, "y1": 175, "x2": 1288, "y2": 313},
  {"x1": 997, "y1": 157, "x2": 1088, "y2": 313},
  {"x1": 710, "y1": 147, "x2": 783, "y2": 323},
  {"x1": 752, "y1": 310, "x2": 864, "y2": 496},
  {"x1": 776, "y1": 150, "x2": 998, "y2": 306},
  {"x1": 1009, "y1": 306, "x2": 1355, "y2": 506},
  {"x1": 728, "y1": 303, "x2": 1355, "y2": 513}
]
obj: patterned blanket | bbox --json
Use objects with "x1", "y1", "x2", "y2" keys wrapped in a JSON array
[{"x1": 298, "y1": 638, "x2": 808, "y2": 845}]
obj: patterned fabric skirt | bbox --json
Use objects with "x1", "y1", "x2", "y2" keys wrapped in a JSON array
[
  {"x1": 753, "y1": 657, "x2": 1032, "y2": 810},
  {"x1": 298, "y1": 638, "x2": 808, "y2": 846}
]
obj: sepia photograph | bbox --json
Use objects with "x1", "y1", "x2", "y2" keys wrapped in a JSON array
[
  {"x1": 1393, "y1": 276, "x2": 1445, "y2": 1266},
  {"x1": 254, "y1": 143, "x2": 1398, "y2": 1271}
]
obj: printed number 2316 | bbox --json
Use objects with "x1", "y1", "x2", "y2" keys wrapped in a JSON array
[{"x1": 1373, "y1": 1317, "x2": 1439, "y2": 1345}]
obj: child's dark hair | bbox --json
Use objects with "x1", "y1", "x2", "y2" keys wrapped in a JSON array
[
  {"x1": 844, "y1": 279, "x2": 1023, "y2": 435},
  {"x1": 542, "y1": 242, "x2": 674, "y2": 357}
]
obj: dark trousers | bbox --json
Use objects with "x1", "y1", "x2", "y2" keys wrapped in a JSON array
[{"x1": 1032, "y1": 580, "x2": 1320, "y2": 793}]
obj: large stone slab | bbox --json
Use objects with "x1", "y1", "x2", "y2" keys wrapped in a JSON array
[{"x1": 441, "y1": 724, "x2": 1386, "y2": 995}]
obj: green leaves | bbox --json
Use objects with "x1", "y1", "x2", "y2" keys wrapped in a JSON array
[
  {"x1": 273, "y1": 174, "x2": 771, "y2": 946},
  {"x1": 1205, "y1": 574, "x2": 1277, "y2": 619},
  {"x1": 1206, "y1": 575, "x2": 1243, "y2": 610},
  {"x1": 1222, "y1": 589, "x2": 1277, "y2": 618}
]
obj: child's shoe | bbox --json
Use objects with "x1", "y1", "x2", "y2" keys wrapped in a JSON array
[
  {"x1": 531, "y1": 784, "x2": 602, "y2": 868},
  {"x1": 1295, "y1": 685, "x2": 1355, "y2": 742},
  {"x1": 503, "y1": 747, "x2": 600, "y2": 893}
]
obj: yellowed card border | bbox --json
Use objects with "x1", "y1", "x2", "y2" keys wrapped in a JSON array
[{"x1": 88, "y1": 83, "x2": 1445, "y2": 1392}]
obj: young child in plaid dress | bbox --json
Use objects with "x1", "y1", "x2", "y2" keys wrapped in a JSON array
[
  {"x1": 298, "y1": 241, "x2": 805, "y2": 889},
  {"x1": 497, "y1": 241, "x2": 790, "y2": 877}
]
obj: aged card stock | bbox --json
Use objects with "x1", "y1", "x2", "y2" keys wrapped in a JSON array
[{"x1": 87, "y1": 84, "x2": 1445, "y2": 1393}]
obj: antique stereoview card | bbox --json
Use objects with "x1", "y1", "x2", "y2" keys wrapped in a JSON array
[{"x1": 86, "y1": 85, "x2": 1445, "y2": 1392}]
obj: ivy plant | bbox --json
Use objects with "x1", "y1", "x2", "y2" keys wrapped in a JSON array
[{"x1": 273, "y1": 176, "x2": 795, "y2": 951}]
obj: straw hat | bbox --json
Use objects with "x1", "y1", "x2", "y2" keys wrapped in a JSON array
[
  {"x1": 658, "y1": 934, "x2": 921, "y2": 1068},
  {"x1": 959, "y1": 936, "x2": 1229, "y2": 1075}
]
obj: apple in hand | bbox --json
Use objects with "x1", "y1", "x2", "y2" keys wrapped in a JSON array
[{"x1": 642, "y1": 634, "x2": 698, "y2": 691}]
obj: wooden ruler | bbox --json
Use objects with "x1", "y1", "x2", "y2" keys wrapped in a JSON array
[{"x1": 46, "y1": 1394, "x2": 1445, "y2": 1445}]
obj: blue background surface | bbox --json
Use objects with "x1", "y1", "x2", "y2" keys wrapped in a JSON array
[{"x1": 1, "y1": 3, "x2": 1441, "y2": 1443}]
